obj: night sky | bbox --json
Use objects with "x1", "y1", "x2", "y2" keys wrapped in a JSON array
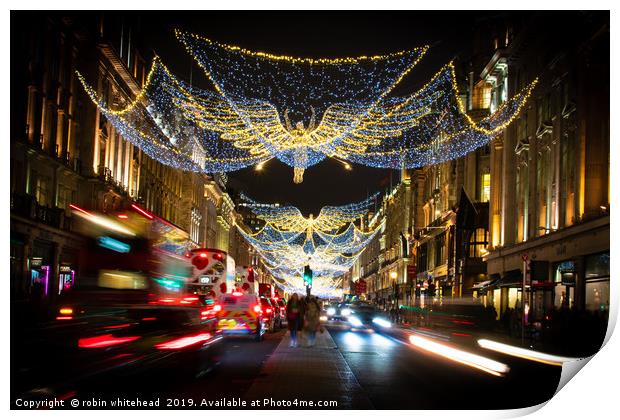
[
  {"x1": 25, "y1": 10, "x2": 525, "y2": 215},
  {"x1": 133, "y1": 11, "x2": 484, "y2": 215}
]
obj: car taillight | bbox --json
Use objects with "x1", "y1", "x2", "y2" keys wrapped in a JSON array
[
  {"x1": 159, "y1": 298, "x2": 176, "y2": 303},
  {"x1": 155, "y1": 333, "x2": 212, "y2": 350},
  {"x1": 78, "y1": 334, "x2": 141, "y2": 349},
  {"x1": 180, "y1": 296, "x2": 200, "y2": 304}
]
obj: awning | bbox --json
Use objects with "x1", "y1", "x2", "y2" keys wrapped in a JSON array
[
  {"x1": 499, "y1": 270, "x2": 522, "y2": 288},
  {"x1": 472, "y1": 274, "x2": 500, "y2": 291},
  {"x1": 472, "y1": 280, "x2": 491, "y2": 290}
]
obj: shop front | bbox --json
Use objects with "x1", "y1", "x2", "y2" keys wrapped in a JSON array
[
  {"x1": 584, "y1": 251, "x2": 610, "y2": 314},
  {"x1": 29, "y1": 240, "x2": 55, "y2": 299},
  {"x1": 58, "y1": 264, "x2": 75, "y2": 295}
]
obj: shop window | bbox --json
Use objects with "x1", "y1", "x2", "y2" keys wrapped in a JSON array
[
  {"x1": 554, "y1": 261, "x2": 575, "y2": 309},
  {"x1": 585, "y1": 252, "x2": 610, "y2": 312},
  {"x1": 507, "y1": 288, "x2": 518, "y2": 309},
  {"x1": 493, "y1": 289, "x2": 501, "y2": 320},
  {"x1": 585, "y1": 281, "x2": 610, "y2": 313}
]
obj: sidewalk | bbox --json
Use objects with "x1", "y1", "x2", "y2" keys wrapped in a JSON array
[{"x1": 244, "y1": 329, "x2": 373, "y2": 409}]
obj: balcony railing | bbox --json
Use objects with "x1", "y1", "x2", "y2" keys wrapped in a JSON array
[
  {"x1": 11, "y1": 193, "x2": 68, "y2": 230},
  {"x1": 16, "y1": 127, "x2": 83, "y2": 176},
  {"x1": 97, "y1": 166, "x2": 130, "y2": 197}
]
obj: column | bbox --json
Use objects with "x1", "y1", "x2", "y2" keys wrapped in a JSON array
[
  {"x1": 26, "y1": 85, "x2": 40, "y2": 143},
  {"x1": 56, "y1": 108, "x2": 65, "y2": 158},
  {"x1": 502, "y1": 122, "x2": 517, "y2": 246},
  {"x1": 490, "y1": 137, "x2": 503, "y2": 248},
  {"x1": 465, "y1": 151, "x2": 477, "y2": 200},
  {"x1": 583, "y1": 71, "x2": 609, "y2": 217}
]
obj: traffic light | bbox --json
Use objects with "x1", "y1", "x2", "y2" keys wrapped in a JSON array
[{"x1": 303, "y1": 265, "x2": 313, "y2": 287}]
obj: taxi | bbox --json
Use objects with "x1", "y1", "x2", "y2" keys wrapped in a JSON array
[{"x1": 216, "y1": 292, "x2": 266, "y2": 341}]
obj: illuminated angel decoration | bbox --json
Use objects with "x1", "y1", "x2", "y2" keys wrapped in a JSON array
[
  {"x1": 236, "y1": 195, "x2": 382, "y2": 297},
  {"x1": 238, "y1": 192, "x2": 378, "y2": 232},
  {"x1": 77, "y1": 31, "x2": 537, "y2": 183}
]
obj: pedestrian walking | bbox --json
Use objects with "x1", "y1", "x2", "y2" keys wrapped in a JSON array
[
  {"x1": 286, "y1": 293, "x2": 302, "y2": 347},
  {"x1": 304, "y1": 296, "x2": 321, "y2": 347}
]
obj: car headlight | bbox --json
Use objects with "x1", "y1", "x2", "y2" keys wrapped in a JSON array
[
  {"x1": 326, "y1": 308, "x2": 336, "y2": 316},
  {"x1": 341, "y1": 308, "x2": 351, "y2": 316},
  {"x1": 348, "y1": 316, "x2": 363, "y2": 327},
  {"x1": 372, "y1": 317, "x2": 392, "y2": 328}
]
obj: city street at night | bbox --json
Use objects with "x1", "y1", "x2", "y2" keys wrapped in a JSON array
[
  {"x1": 9, "y1": 7, "x2": 611, "y2": 413},
  {"x1": 13, "y1": 324, "x2": 562, "y2": 409}
]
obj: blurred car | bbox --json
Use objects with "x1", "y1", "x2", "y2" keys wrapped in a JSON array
[
  {"x1": 12, "y1": 279, "x2": 224, "y2": 402},
  {"x1": 275, "y1": 297, "x2": 287, "y2": 325},
  {"x1": 218, "y1": 292, "x2": 266, "y2": 341},
  {"x1": 325, "y1": 302, "x2": 353, "y2": 321},
  {"x1": 267, "y1": 297, "x2": 283, "y2": 329},
  {"x1": 259, "y1": 297, "x2": 278, "y2": 332},
  {"x1": 346, "y1": 302, "x2": 392, "y2": 332}
]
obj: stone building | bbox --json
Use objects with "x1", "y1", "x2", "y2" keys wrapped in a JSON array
[
  {"x1": 479, "y1": 13, "x2": 610, "y2": 331},
  {"x1": 10, "y1": 13, "x2": 253, "y2": 304}
]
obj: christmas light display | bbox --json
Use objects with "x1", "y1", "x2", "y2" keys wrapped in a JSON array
[
  {"x1": 237, "y1": 195, "x2": 382, "y2": 297},
  {"x1": 78, "y1": 32, "x2": 536, "y2": 183},
  {"x1": 238, "y1": 192, "x2": 379, "y2": 232},
  {"x1": 76, "y1": 57, "x2": 271, "y2": 173}
]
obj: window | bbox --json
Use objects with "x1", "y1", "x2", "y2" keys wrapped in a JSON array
[
  {"x1": 553, "y1": 260, "x2": 575, "y2": 309},
  {"x1": 57, "y1": 185, "x2": 74, "y2": 210},
  {"x1": 584, "y1": 252, "x2": 610, "y2": 313},
  {"x1": 434, "y1": 233, "x2": 446, "y2": 267},
  {"x1": 417, "y1": 243, "x2": 428, "y2": 273},
  {"x1": 480, "y1": 173, "x2": 491, "y2": 202},
  {"x1": 472, "y1": 81, "x2": 493, "y2": 110},
  {"x1": 468, "y1": 228, "x2": 488, "y2": 258},
  {"x1": 507, "y1": 288, "x2": 518, "y2": 309},
  {"x1": 33, "y1": 174, "x2": 50, "y2": 206}
]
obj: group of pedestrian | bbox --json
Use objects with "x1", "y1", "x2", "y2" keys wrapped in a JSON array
[{"x1": 285, "y1": 293, "x2": 323, "y2": 347}]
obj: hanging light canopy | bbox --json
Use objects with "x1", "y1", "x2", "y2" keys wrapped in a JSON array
[
  {"x1": 78, "y1": 31, "x2": 536, "y2": 183},
  {"x1": 237, "y1": 195, "x2": 382, "y2": 297}
]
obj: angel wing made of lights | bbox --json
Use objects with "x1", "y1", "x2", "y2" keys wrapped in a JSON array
[
  {"x1": 78, "y1": 38, "x2": 536, "y2": 184},
  {"x1": 238, "y1": 192, "x2": 378, "y2": 233}
]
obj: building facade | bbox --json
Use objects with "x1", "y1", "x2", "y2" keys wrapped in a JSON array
[
  {"x1": 10, "y1": 13, "x2": 254, "y2": 304},
  {"x1": 478, "y1": 13, "x2": 610, "y2": 333}
]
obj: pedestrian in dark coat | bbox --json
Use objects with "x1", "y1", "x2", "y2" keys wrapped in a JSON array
[{"x1": 286, "y1": 293, "x2": 302, "y2": 347}]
